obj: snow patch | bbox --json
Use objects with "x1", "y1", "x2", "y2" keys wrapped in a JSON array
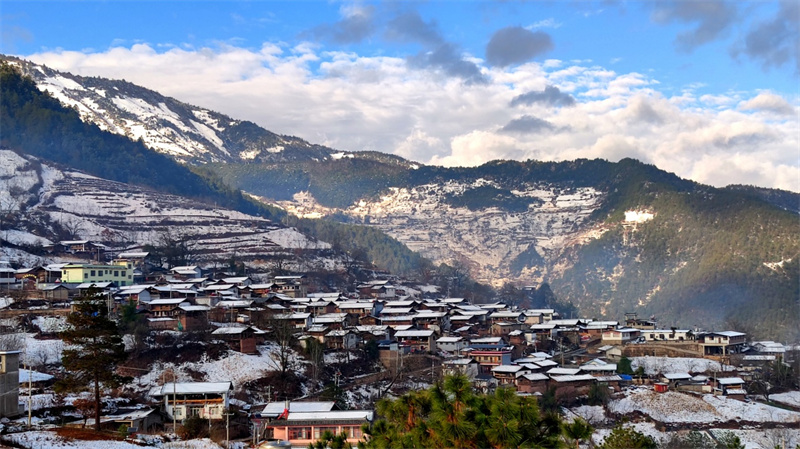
[
  {"x1": 624, "y1": 210, "x2": 654, "y2": 223},
  {"x1": 43, "y1": 75, "x2": 85, "y2": 91}
]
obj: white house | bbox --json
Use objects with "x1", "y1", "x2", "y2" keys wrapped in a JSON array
[{"x1": 159, "y1": 381, "x2": 232, "y2": 421}]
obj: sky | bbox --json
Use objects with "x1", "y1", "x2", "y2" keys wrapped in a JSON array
[{"x1": 1, "y1": 1, "x2": 799, "y2": 191}]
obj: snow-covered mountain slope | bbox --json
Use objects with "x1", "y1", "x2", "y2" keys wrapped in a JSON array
[
  {"x1": 275, "y1": 180, "x2": 606, "y2": 286},
  {"x1": 0, "y1": 150, "x2": 327, "y2": 264},
  {"x1": 3, "y1": 55, "x2": 337, "y2": 165}
]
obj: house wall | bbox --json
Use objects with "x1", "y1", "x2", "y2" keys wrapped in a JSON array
[
  {"x1": 62, "y1": 264, "x2": 131, "y2": 286},
  {"x1": 271, "y1": 423, "x2": 364, "y2": 447},
  {"x1": 0, "y1": 352, "x2": 20, "y2": 418}
]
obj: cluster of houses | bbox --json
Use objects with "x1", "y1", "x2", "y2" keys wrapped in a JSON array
[{"x1": 1, "y1": 256, "x2": 796, "y2": 448}]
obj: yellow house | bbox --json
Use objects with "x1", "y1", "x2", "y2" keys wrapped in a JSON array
[{"x1": 61, "y1": 264, "x2": 131, "y2": 286}]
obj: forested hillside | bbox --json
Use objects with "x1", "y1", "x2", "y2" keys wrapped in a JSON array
[{"x1": 0, "y1": 62, "x2": 434, "y2": 277}]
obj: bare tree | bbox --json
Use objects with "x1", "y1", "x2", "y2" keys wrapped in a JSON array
[
  {"x1": 269, "y1": 317, "x2": 297, "y2": 376},
  {"x1": 59, "y1": 215, "x2": 88, "y2": 240}
]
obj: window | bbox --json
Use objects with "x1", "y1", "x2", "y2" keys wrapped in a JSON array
[
  {"x1": 84, "y1": 273, "x2": 88, "y2": 279},
  {"x1": 114, "y1": 271, "x2": 119, "y2": 277},
  {"x1": 289, "y1": 427, "x2": 311, "y2": 440},
  {"x1": 314, "y1": 427, "x2": 338, "y2": 439},
  {"x1": 90, "y1": 270, "x2": 96, "y2": 276}
]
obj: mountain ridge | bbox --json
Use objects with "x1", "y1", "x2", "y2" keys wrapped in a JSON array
[{"x1": 3, "y1": 55, "x2": 798, "y2": 340}]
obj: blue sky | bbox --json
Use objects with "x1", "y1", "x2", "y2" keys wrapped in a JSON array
[{"x1": 1, "y1": 1, "x2": 799, "y2": 190}]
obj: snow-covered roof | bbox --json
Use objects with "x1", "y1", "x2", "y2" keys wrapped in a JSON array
[
  {"x1": 709, "y1": 331, "x2": 746, "y2": 337},
  {"x1": 443, "y1": 358, "x2": 476, "y2": 366},
  {"x1": 395, "y1": 329, "x2": 434, "y2": 338},
  {"x1": 159, "y1": 381, "x2": 232, "y2": 395},
  {"x1": 337, "y1": 302, "x2": 374, "y2": 309},
  {"x1": 492, "y1": 365, "x2": 523, "y2": 374},
  {"x1": 550, "y1": 374, "x2": 597, "y2": 383},
  {"x1": 284, "y1": 410, "x2": 373, "y2": 422},
  {"x1": 19, "y1": 368, "x2": 54, "y2": 383},
  {"x1": 717, "y1": 377, "x2": 745, "y2": 385},
  {"x1": 261, "y1": 401, "x2": 335, "y2": 417},
  {"x1": 212, "y1": 327, "x2": 255, "y2": 335},
  {"x1": 437, "y1": 337, "x2": 464, "y2": 343},
  {"x1": 547, "y1": 367, "x2": 581, "y2": 376},
  {"x1": 76, "y1": 282, "x2": 114, "y2": 289},
  {"x1": 275, "y1": 313, "x2": 311, "y2": 320},
  {"x1": 663, "y1": 373, "x2": 692, "y2": 380},
  {"x1": 380, "y1": 307, "x2": 413, "y2": 315},
  {"x1": 533, "y1": 359, "x2": 558, "y2": 368},
  {"x1": 470, "y1": 337, "x2": 503, "y2": 344},
  {"x1": 117, "y1": 252, "x2": 149, "y2": 258},
  {"x1": 580, "y1": 364, "x2": 617, "y2": 372},
  {"x1": 216, "y1": 300, "x2": 254, "y2": 308},
  {"x1": 179, "y1": 305, "x2": 210, "y2": 312},
  {"x1": 522, "y1": 373, "x2": 549, "y2": 382},
  {"x1": 149, "y1": 298, "x2": 187, "y2": 306}
]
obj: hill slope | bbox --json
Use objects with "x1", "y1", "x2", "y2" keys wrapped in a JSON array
[{"x1": 5, "y1": 56, "x2": 798, "y2": 340}]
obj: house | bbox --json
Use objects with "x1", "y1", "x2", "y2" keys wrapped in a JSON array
[
  {"x1": 624, "y1": 312, "x2": 657, "y2": 330},
  {"x1": 697, "y1": 331, "x2": 747, "y2": 356},
  {"x1": 491, "y1": 365, "x2": 528, "y2": 386},
  {"x1": 0, "y1": 350, "x2": 20, "y2": 417},
  {"x1": 549, "y1": 374, "x2": 597, "y2": 396},
  {"x1": 525, "y1": 308, "x2": 557, "y2": 322},
  {"x1": 159, "y1": 381, "x2": 233, "y2": 421},
  {"x1": 395, "y1": 329, "x2": 436, "y2": 352},
  {"x1": 325, "y1": 330, "x2": 359, "y2": 350},
  {"x1": 255, "y1": 401, "x2": 337, "y2": 441},
  {"x1": 99, "y1": 408, "x2": 162, "y2": 433},
  {"x1": 601, "y1": 328, "x2": 641, "y2": 345},
  {"x1": 516, "y1": 373, "x2": 549, "y2": 394},
  {"x1": 711, "y1": 377, "x2": 747, "y2": 399},
  {"x1": 661, "y1": 372, "x2": 692, "y2": 387},
  {"x1": 170, "y1": 266, "x2": 203, "y2": 280},
  {"x1": 0, "y1": 261, "x2": 17, "y2": 287},
  {"x1": 468, "y1": 348, "x2": 513, "y2": 375},
  {"x1": 274, "y1": 313, "x2": 312, "y2": 330},
  {"x1": 147, "y1": 298, "x2": 186, "y2": 319},
  {"x1": 442, "y1": 358, "x2": 479, "y2": 379},
  {"x1": 115, "y1": 286, "x2": 152, "y2": 305},
  {"x1": 61, "y1": 263, "x2": 132, "y2": 286},
  {"x1": 641, "y1": 329, "x2": 694, "y2": 342},
  {"x1": 335, "y1": 301, "x2": 377, "y2": 318},
  {"x1": 35, "y1": 283, "x2": 73, "y2": 301},
  {"x1": 211, "y1": 326, "x2": 262, "y2": 354},
  {"x1": 176, "y1": 304, "x2": 210, "y2": 331},
  {"x1": 272, "y1": 276, "x2": 308, "y2": 298},
  {"x1": 266, "y1": 410, "x2": 373, "y2": 448},
  {"x1": 437, "y1": 336, "x2": 467, "y2": 354}
]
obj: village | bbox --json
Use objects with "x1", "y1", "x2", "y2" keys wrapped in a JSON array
[{"x1": 0, "y1": 241, "x2": 798, "y2": 448}]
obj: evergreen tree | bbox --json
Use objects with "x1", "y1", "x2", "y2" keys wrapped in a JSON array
[
  {"x1": 360, "y1": 374, "x2": 565, "y2": 449},
  {"x1": 55, "y1": 287, "x2": 128, "y2": 431},
  {"x1": 598, "y1": 425, "x2": 657, "y2": 449}
]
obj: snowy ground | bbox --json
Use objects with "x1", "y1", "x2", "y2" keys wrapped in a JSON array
[
  {"x1": 608, "y1": 389, "x2": 800, "y2": 424},
  {"x1": 591, "y1": 423, "x2": 800, "y2": 449},
  {"x1": 1, "y1": 431, "x2": 248, "y2": 449},
  {"x1": 771, "y1": 390, "x2": 800, "y2": 408},
  {"x1": 128, "y1": 342, "x2": 305, "y2": 396},
  {"x1": 630, "y1": 356, "x2": 735, "y2": 375}
]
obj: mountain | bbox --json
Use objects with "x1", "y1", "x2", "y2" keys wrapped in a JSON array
[
  {"x1": 0, "y1": 148, "x2": 327, "y2": 267},
  {"x1": 4, "y1": 56, "x2": 798, "y2": 341}
]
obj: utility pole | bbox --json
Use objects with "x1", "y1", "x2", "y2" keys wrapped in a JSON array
[
  {"x1": 224, "y1": 409, "x2": 234, "y2": 449},
  {"x1": 25, "y1": 362, "x2": 32, "y2": 428}
]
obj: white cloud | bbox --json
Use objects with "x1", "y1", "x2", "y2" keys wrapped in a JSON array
[
  {"x1": 739, "y1": 92, "x2": 796, "y2": 115},
  {"x1": 25, "y1": 43, "x2": 800, "y2": 191}
]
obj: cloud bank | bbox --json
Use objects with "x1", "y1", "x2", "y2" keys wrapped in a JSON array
[{"x1": 24, "y1": 44, "x2": 800, "y2": 192}]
